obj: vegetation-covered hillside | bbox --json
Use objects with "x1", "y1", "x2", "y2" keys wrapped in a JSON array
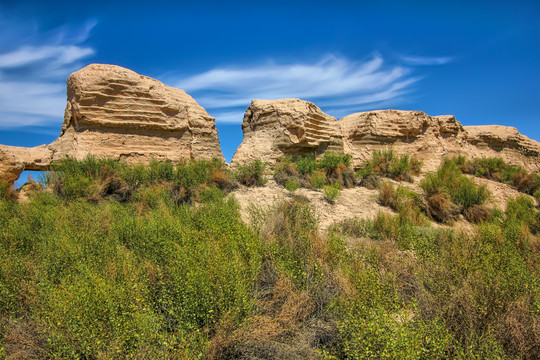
[{"x1": 0, "y1": 156, "x2": 538, "y2": 359}]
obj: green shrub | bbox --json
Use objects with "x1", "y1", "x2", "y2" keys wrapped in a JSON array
[
  {"x1": 323, "y1": 184, "x2": 341, "y2": 203},
  {"x1": 421, "y1": 159, "x2": 488, "y2": 223},
  {"x1": 235, "y1": 160, "x2": 267, "y2": 187},
  {"x1": 318, "y1": 152, "x2": 351, "y2": 172},
  {"x1": 274, "y1": 153, "x2": 354, "y2": 190},
  {"x1": 285, "y1": 178, "x2": 299, "y2": 193},
  {"x1": 309, "y1": 170, "x2": 326, "y2": 189},
  {"x1": 359, "y1": 149, "x2": 420, "y2": 182},
  {"x1": 295, "y1": 155, "x2": 317, "y2": 175}
]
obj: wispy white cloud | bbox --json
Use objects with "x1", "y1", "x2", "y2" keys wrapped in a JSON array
[
  {"x1": 174, "y1": 54, "x2": 447, "y2": 123},
  {"x1": 0, "y1": 18, "x2": 96, "y2": 128},
  {"x1": 399, "y1": 55, "x2": 454, "y2": 66}
]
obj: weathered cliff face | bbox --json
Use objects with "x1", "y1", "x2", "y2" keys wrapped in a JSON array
[
  {"x1": 50, "y1": 64, "x2": 224, "y2": 163},
  {"x1": 464, "y1": 125, "x2": 540, "y2": 171},
  {"x1": 339, "y1": 110, "x2": 470, "y2": 172},
  {"x1": 231, "y1": 99, "x2": 344, "y2": 165},
  {"x1": 0, "y1": 64, "x2": 224, "y2": 186},
  {"x1": 1, "y1": 63, "x2": 539, "y2": 187},
  {"x1": 339, "y1": 110, "x2": 540, "y2": 172}
]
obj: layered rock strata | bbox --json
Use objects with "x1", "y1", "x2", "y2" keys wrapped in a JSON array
[
  {"x1": 2, "y1": 63, "x2": 540, "y2": 187},
  {"x1": 51, "y1": 64, "x2": 224, "y2": 163},
  {"x1": 339, "y1": 110, "x2": 540, "y2": 172},
  {"x1": 464, "y1": 125, "x2": 540, "y2": 171},
  {"x1": 0, "y1": 64, "x2": 224, "y2": 186},
  {"x1": 339, "y1": 110, "x2": 469, "y2": 172},
  {"x1": 231, "y1": 99, "x2": 344, "y2": 164}
]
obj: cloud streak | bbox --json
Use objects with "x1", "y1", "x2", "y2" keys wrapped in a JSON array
[
  {"x1": 174, "y1": 54, "x2": 447, "y2": 123},
  {"x1": 400, "y1": 55, "x2": 454, "y2": 66},
  {"x1": 0, "y1": 17, "x2": 96, "y2": 128}
]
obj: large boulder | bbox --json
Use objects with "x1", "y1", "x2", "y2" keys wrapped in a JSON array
[
  {"x1": 231, "y1": 99, "x2": 344, "y2": 165},
  {"x1": 0, "y1": 64, "x2": 224, "y2": 186},
  {"x1": 50, "y1": 64, "x2": 224, "y2": 163}
]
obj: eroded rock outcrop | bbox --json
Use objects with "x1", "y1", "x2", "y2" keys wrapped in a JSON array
[
  {"x1": 50, "y1": 64, "x2": 224, "y2": 163},
  {"x1": 465, "y1": 125, "x2": 540, "y2": 171},
  {"x1": 339, "y1": 110, "x2": 470, "y2": 172},
  {"x1": 339, "y1": 110, "x2": 540, "y2": 172},
  {"x1": 0, "y1": 145, "x2": 52, "y2": 185},
  {"x1": 0, "y1": 64, "x2": 224, "y2": 186},
  {"x1": 231, "y1": 99, "x2": 344, "y2": 164}
]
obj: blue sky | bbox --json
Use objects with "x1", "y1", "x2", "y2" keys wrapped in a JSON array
[{"x1": 1, "y1": 0, "x2": 539, "y2": 167}]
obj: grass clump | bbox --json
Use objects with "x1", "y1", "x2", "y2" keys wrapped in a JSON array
[
  {"x1": 284, "y1": 178, "x2": 299, "y2": 194},
  {"x1": 357, "y1": 149, "x2": 422, "y2": 183},
  {"x1": 378, "y1": 181, "x2": 427, "y2": 226},
  {"x1": 235, "y1": 159, "x2": 267, "y2": 186},
  {"x1": 421, "y1": 159, "x2": 489, "y2": 223},
  {"x1": 323, "y1": 184, "x2": 341, "y2": 203},
  {"x1": 452, "y1": 155, "x2": 540, "y2": 197},
  {"x1": 274, "y1": 152, "x2": 355, "y2": 191}
]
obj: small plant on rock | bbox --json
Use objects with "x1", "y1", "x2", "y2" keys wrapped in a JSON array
[{"x1": 323, "y1": 184, "x2": 341, "y2": 203}]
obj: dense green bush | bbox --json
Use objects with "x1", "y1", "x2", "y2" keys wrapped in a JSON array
[
  {"x1": 1, "y1": 158, "x2": 539, "y2": 359},
  {"x1": 0, "y1": 190, "x2": 262, "y2": 358},
  {"x1": 421, "y1": 159, "x2": 489, "y2": 223}
]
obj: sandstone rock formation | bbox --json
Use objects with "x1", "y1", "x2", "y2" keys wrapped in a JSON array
[
  {"x1": 0, "y1": 145, "x2": 52, "y2": 185},
  {"x1": 231, "y1": 99, "x2": 344, "y2": 165},
  {"x1": 50, "y1": 64, "x2": 224, "y2": 163},
  {"x1": 2, "y1": 63, "x2": 540, "y2": 188},
  {"x1": 339, "y1": 110, "x2": 540, "y2": 172},
  {"x1": 0, "y1": 64, "x2": 224, "y2": 186},
  {"x1": 465, "y1": 125, "x2": 540, "y2": 171},
  {"x1": 339, "y1": 110, "x2": 469, "y2": 172}
]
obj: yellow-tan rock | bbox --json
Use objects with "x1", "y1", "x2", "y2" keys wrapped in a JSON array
[
  {"x1": 465, "y1": 125, "x2": 540, "y2": 171},
  {"x1": 231, "y1": 99, "x2": 344, "y2": 165},
  {"x1": 0, "y1": 145, "x2": 52, "y2": 185},
  {"x1": 339, "y1": 110, "x2": 469, "y2": 172},
  {"x1": 50, "y1": 64, "x2": 224, "y2": 163},
  {"x1": 339, "y1": 110, "x2": 540, "y2": 172},
  {"x1": 0, "y1": 64, "x2": 224, "y2": 186}
]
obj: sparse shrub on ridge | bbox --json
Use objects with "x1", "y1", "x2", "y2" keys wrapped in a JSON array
[
  {"x1": 451, "y1": 155, "x2": 540, "y2": 196},
  {"x1": 357, "y1": 149, "x2": 422, "y2": 183},
  {"x1": 234, "y1": 159, "x2": 267, "y2": 186},
  {"x1": 421, "y1": 158, "x2": 489, "y2": 223},
  {"x1": 323, "y1": 184, "x2": 341, "y2": 203},
  {"x1": 274, "y1": 152, "x2": 355, "y2": 191}
]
